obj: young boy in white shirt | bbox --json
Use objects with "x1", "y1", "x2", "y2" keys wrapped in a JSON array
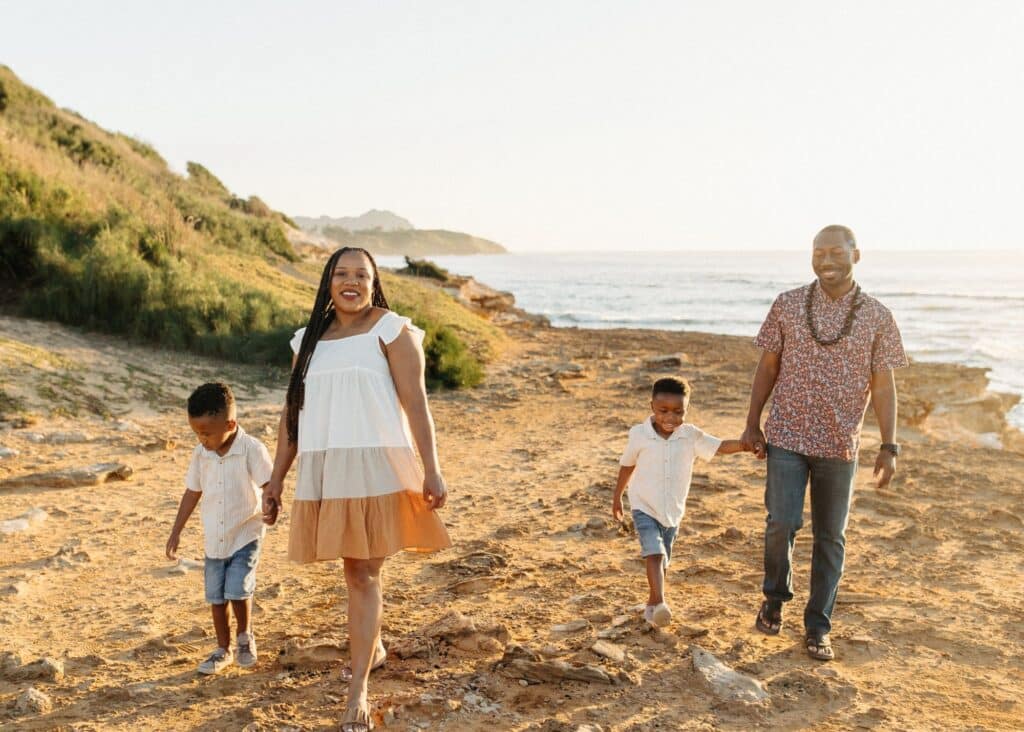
[
  {"x1": 612, "y1": 377, "x2": 749, "y2": 627},
  {"x1": 166, "y1": 382, "x2": 274, "y2": 674}
]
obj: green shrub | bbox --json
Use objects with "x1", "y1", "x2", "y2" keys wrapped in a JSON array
[
  {"x1": 416, "y1": 318, "x2": 483, "y2": 390},
  {"x1": 399, "y1": 256, "x2": 449, "y2": 281},
  {"x1": 186, "y1": 161, "x2": 229, "y2": 196},
  {"x1": 49, "y1": 116, "x2": 120, "y2": 169},
  {"x1": 118, "y1": 134, "x2": 166, "y2": 164}
]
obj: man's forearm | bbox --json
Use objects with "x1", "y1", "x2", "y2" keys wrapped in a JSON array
[
  {"x1": 746, "y1": 354, "x2": 780, "y2": 427},
  {"x1": 871, "y1": 370, "x2": 898, "y2": 443}
]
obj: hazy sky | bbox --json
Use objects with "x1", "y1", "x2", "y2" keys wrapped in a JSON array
[{"x1": 3, "y1": 1, "x2": 1022, "y2": 251}]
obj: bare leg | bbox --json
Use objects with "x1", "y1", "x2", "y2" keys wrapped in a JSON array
[
  {"x1": 645, "y1": 554, "x2": 665, "y2": 606},
  {"x1": 342, "y1": 557, "x2": 385, "y2": 726},
  {"x1": 230, "y1": 598, "x2": 251, "y2": 637},
  {"x1": 211, "y1": 603, "x2": 231, "y2": 650}
]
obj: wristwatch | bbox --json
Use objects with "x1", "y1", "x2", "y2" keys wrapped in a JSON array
[{"x1": 879, "y1": 443, "x2": 901, "y2": 457}]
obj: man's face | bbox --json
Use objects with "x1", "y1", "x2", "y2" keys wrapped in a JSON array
[{"x1": 812, "y1": 230, "x2": 860, "y2": 290}]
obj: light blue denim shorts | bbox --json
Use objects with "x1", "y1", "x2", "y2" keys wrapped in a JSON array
[
  {"x1": 632, "y1": 510, "x2": 679, "y2": 563},
  {"x1": 204, "y1": 538, "x2": 261, "y2": 605}
]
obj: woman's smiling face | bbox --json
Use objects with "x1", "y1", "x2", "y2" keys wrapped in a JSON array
[{"x1": 330, "y1": 249, "x2": 375, "y2": 313}]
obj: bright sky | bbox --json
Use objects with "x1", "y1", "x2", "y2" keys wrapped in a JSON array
[{"x1": 3, "y1": 1, "x2": 1022, "y2": 251}]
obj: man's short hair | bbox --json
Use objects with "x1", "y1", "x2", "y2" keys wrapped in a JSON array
[
  {"x1": 814, "y1": 224, "x2": 857, "y2": 249},
  {"x1": 652, "y1": 377, "x2": 690, "y2": 399},
  {"x1": 187, "y1": 382, "x2": 235, "y2": 418}
]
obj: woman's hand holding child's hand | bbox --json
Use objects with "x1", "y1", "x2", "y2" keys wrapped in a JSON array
[
  {"x1": 263, "y1": 479, "x2": 283, "y2": 525},
  {"x1": 423, "y1": 472, "x2": 447, "y2": 510}
]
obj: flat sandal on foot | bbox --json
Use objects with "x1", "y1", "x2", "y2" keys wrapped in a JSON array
[
  {"x1": 340, "y1": 704, "x2": 375, "y2": 732},
  {"x1": 339, "y1": 647, "x2": 387, "y2": 683},
  {"x1": 755, "y1": 600, "x2": 783, "y2": 635},
  {"x1": 805, "y1": 633, "x2": 835, "y2": 661}
]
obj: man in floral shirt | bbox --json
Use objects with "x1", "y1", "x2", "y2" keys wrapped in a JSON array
[{"x1": 742, "y1": 225, "x2": 907, "y2": 661}]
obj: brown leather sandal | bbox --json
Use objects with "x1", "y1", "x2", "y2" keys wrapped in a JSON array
[
  {"x1": 755, "y1": 600, "x2": 783, "y2": 635},
  {"x1": 805, "y1": 633, "x2": 835, "y2": 661}
]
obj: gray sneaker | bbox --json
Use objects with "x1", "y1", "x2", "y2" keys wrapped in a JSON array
[
  {"x1": 236, "y1": 633, "x2": 258, "y2": 668},
  {"x1": 197, "y1": 647, "x2": 233, "y2": 675}
]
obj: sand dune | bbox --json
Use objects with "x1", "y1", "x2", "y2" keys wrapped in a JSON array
[{"x1": 1, "y1": 315, "x2": 1022, "y2": 730}]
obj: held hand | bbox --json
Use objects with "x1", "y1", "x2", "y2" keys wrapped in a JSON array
[
  {"x1": 423, "y1": 472, "x2": 447, "y2": 510},
  {"x1": 874, "y1": 451, "x2": 896, "y2": 489},
  {"x1": 165, "y1": 532, "x2": 180, "y2": 561},
  {"x1": 263, "y1": 479, "x2": 284, "y2": 525},
  {"x1": 263, "y1": 497, "x2": 279, "y2": 526},
  {"x1": 612, "y1": 495, "x2": 624, "y2": 522},
  {"x1": 741, "y1": 424, "x2": 767, "y2": 460}
]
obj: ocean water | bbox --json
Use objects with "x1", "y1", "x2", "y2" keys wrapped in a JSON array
[{"x1": 378, "y1": 251, "x2": 1024, "y2": 429}]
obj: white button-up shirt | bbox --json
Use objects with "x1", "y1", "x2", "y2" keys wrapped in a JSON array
[
  {"x1": 185, "y1": 426, "x2": 273, "y2": 559},
  {"x1": 619, "y1": 419, "x2": 721, "y2": 528}
]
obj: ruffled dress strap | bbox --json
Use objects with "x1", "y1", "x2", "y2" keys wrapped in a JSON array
[
  {"x1": 289, "y1": 326, "x2": 307, "y2": 355},
  {"x1": 374, "y1": 311, "x2": 425, "y2": 345}
]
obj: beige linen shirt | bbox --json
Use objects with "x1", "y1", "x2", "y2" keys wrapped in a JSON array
[
  {"x1": 185, "y1": 426, "x2": 273, "y2": 559},
  {"x1": 619, "y1": 419, "x2": 721, "y2": 528}
]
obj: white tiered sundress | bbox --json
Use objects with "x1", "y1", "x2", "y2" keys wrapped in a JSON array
[{"x1": 287, "y1": 311, "x2": 451, "y2": 562}]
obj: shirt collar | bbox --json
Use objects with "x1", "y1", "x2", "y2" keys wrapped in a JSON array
[
  {"x1": 813, "y1": 280, "x2": 859, "y2": 307},
  {"x1": 643, "y1": 418, "x2": 683, "y2": 441},
  {"x1": 199, "y1": 425, "x2": 247, "y2": 458}
]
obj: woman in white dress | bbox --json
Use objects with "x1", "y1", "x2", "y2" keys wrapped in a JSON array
[{"x1": 264, "y1": 247, "x2": 451, "y2": 731}]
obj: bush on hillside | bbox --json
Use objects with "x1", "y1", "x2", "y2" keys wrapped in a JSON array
[
  {"x1": 399, "y1": 256, "x2": 449, "y2": 281},
  {"x1": 186, "y1": 161, "x2": 229, "y2": 196},
  {"x1": 419, "y1": 320, "x2": 484, "y2": 389},
  {"x1": 172, "y1": 190, "x2": 295, "y2": 261},
  {"x1": 117, "y1": 134, "x2": 166, "y2": 164},
  {"x1": 49, "y1": 116, "x2": 120, "y2": 169}
]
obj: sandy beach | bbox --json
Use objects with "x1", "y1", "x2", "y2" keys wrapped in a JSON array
[{"x1": 1, "y1": 313, "x2": 1022, "y2": 731}]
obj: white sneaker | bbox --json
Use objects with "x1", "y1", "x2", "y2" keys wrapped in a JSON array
[
  {"x1": 197, "y1": 647, "x2": 233, "y2": 675},
  {"x1": 644, "y1": 605, "x2": 656, "y2": 624},
  {"x1": 236, "y1": 632, "x2": 258, "y2": 668},
  {"x1": 650, "y1": 602, "x2": 672, "y2": 628}
]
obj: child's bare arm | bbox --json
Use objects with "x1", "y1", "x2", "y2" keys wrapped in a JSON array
[
  {"x1": 716, "y1": 439, "x2": 751, "y2": 456},
  {"x1": 612, "y1": 464, "x2": 635, "y2": 521},
  {"x1": 166, "y1": 489, "x2": 201, "y2": 560}
]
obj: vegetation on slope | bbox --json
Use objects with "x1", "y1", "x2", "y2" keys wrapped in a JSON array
[{"x1": 0, "y1": 66, "x2": 500, "y2": 387}]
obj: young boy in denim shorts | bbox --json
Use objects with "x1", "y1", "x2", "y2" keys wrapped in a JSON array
[
  {"x1": 166, "y1": 383, "x2": 274, "y2": 674},
  {"x1": 612, "y1": 377, "x2": 749, "y2": 627}
]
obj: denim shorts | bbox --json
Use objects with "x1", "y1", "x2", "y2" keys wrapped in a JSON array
[
  {"x1": 632, "y1": 510, "x2": 679, "y2": 563},
  {"x1": 204, "y1": 539, "x2": 261, "y2": 604}
]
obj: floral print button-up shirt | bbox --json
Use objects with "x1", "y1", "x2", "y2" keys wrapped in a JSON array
[{"x1": 754, "y1": 283, "x2": 908, "y2": 460}]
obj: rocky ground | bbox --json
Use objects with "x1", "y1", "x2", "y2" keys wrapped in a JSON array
[{"x1": 1, "y1": 314, "x2": 1022, "y2": 730}]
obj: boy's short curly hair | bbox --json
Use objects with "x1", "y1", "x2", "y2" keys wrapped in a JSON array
[
  {"x1": 187, "y1": 382, "x2": 235, "y2": 418},
  {"x1": 652, "y1": 377, "x2": 690, "y2": 399}
]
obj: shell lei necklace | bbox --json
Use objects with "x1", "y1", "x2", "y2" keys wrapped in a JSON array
[{"x1": 806, "y1": 281, "x2": 863, "y2": 346}]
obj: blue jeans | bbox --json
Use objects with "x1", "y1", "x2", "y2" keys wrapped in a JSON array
[
  {"x1": 762, "y1": 444, "x2": 856, "y2": 635},
  {"x1": 204, "y1": 539, "x2": 261, "y2": 605}
]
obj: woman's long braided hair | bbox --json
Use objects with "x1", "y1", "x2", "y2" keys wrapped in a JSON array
[{"x1": 285, "y1": 247, "x2": 390, "y2": 444}]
